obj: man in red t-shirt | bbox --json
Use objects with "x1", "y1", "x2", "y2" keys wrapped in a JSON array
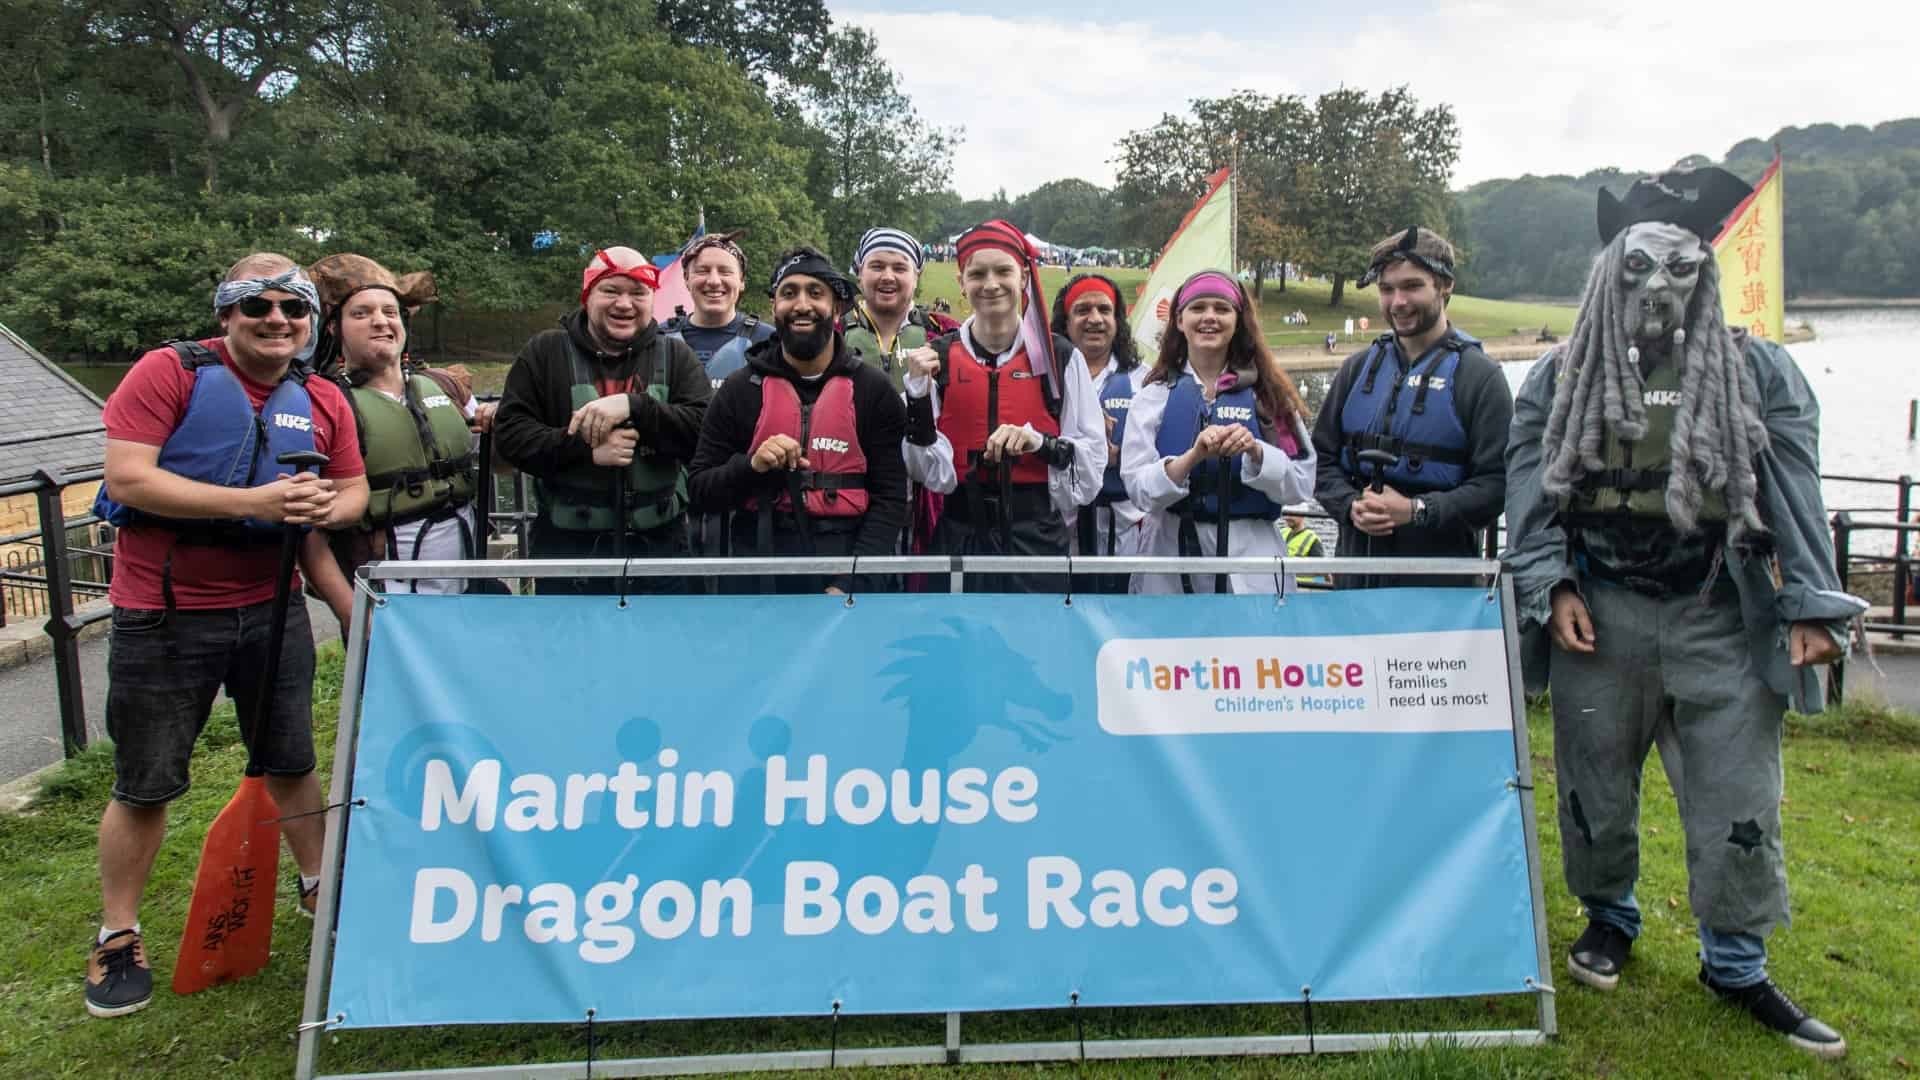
[{"x1": 85, "y1": 252, "x2": 367, "y2": 1019}]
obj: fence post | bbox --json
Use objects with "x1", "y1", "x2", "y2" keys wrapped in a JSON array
[
  {"x1": 1827, "y1": 512, "x2": 1850, "y2": 709},
  {"x1": 475, "y1": 428, "x2": 495, "y2": 553},
  {"x1": 34, "y1": 469, "x2": 89, "y2": 756},
  {"x1": 1895, "y1": 476, "x2": 1912, "y2": 641}
]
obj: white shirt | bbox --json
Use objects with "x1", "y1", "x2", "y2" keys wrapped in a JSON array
[
  {"x1": 902, "y1": 315, "x2": 1107, "y2": 523},
  {"x1": 1120, "y1": 367, "x2": 1317, "y2": 594}
]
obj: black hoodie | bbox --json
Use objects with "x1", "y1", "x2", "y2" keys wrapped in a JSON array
[
  {"x1": 495, "y1": 309, "x2": 711, "y2": 481},
  {"x1": 688, "y1": 334, "x2": 909, "y2": 562}
]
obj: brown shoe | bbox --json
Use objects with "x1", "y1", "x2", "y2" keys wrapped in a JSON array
[{"x1": 85, "y1": 929, "x2": 153, "y2": 1018}]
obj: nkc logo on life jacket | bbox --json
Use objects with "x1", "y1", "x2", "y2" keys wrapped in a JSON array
[
  {"x1": 1644, "y1": 389, "x2": 1683, "y2": 407},
  {"x1": 810, "y1": 436, "x2": 851, "y2": 453},
  {"x1": 272, "y1": 413, "x2": 313, "y2": 432},
  {"x1": 1103, "y1": 398, "x2": 1131, "y2": 411},
  {"x1": 421, "y1": 394, "x2": 453, "y2": 410},
  {"x1": 1215, "y1": 406, "x2": 1254, "y2": 421},
  {"x1": 1405, "y1": 375, "x2": 1448, "y2": 390}
]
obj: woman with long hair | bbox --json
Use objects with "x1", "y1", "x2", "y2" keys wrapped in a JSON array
[
  {"x1": 1121, "y1": 270, "x2": 1315, "y2": 593},
  {"x1": 1051, "y1": 273, "x2": 1143, "y2": 589}
]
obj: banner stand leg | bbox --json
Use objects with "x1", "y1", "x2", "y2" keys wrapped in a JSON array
[
  {"x1": 296, "y1": 573, "x2": 378, "y2": 1080},
  {"x1": 945, "y1": 1012, "x2": 961, "y2": 1064},
  {"x1": 1500, "y1": 573, "x2": 1559, "y2": 1038}
]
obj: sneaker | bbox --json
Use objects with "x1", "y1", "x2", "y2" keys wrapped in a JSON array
[
  {"x1": 85, "y1": 929, "x2": 153, "y2": 1018},
  {"x1": 297, "y1": 877, "x2": 318, "y2": 920},
  {"x1": 1567, "y1": 920, "x2": 1632, "y2": 991},
  {"x1": 1699, "y1": 968, "x2": 1847, "y2": 1059}
]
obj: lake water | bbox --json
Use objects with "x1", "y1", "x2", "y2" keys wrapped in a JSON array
[{"x1": 1291, "y1": 305, "x2": 1918, "y2": 554}]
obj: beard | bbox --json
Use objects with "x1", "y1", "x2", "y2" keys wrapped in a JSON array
[{"x1": 777, "y1": 313, "x2": 834, "y2": 359}]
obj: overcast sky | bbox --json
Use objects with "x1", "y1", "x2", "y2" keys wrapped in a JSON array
[{"x1": 833, "y1": 0, "x2": 1915, "y2": 198}]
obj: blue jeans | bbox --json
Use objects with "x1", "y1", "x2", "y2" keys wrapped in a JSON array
[{"x1": 1584, "y1": 892, "x2": 1769, "y2": 988}]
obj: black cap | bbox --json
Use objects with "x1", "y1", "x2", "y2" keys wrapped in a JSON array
[{"x1": 1597, "y1": 165, "x2": 1752, "y2": 245}]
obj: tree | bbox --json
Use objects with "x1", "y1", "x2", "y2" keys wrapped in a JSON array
[
  {"x1": 801, "y1": 25, "x2": 959, "y2": 263},
  {"x1": 653, "y1": 0, "x2": 834, "y2": 90},
  {"x1": 87, "y1": 0, "x2": 361, "y2": 192},
  {"x1": 1008, "y1": 179, "x2": 1114, "y2": 248}
]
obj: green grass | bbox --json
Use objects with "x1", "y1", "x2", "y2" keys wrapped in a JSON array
[
  {"x1": 59, "y1": 274, "x2": 1573, "y2": 400},
  {"x1": 2, "y1": 646, "x2": 1914, "y2": 1079}
]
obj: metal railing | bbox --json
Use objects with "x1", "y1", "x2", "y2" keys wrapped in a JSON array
[
  {"x1": 0, "y1": 466, "x2": 112, "y2": 756},
  {"x1": 5, "y1": 445, "x2": 1913, "y2": 760}
]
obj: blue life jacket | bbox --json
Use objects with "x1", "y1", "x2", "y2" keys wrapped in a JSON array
[
  {"x1": 667, "y1": 313, "x2": 772, "y2": 388},
  {"x1": 1153, "y1": 374, "x2": 1283, "y2": 519},
  {"x1": 93, "y1": 341, "x2": 318, "y2": 543},
  {"x1": 1096, "y1": 367, "x2": 1135, "y2": 504},
  {"x1": 1336, "y1": 331, "x2": 1475, "y2": 494}
]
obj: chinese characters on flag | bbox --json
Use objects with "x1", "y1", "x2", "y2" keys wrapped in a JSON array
[{"x1": 1713, "y1": 156, "x2": 1785, "y2": 342}]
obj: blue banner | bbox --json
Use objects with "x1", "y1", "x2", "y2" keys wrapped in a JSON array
[{"x1": 328, "y1": 589, "x2": 1540, "y2": 1028}]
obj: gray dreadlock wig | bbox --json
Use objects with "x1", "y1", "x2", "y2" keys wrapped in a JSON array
[{"x1": 1538, "y1": 237, "x2": 1769, "y2": 543}]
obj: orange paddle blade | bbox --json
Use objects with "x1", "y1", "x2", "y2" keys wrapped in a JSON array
[{"x1": 172, "y1": 775, "x2": 282, "y2": 995}]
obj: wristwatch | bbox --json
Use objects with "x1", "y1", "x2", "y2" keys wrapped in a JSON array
[{"x1": 1411, "y1": 497, "x2": 1430, "y2": 527}]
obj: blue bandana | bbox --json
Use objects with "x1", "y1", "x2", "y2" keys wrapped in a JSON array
[{"x1": 213, "y1": 266, "x2": 323, "y2": 363}]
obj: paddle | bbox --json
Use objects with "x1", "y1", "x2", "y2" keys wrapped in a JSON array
[
  {"x1": 1355, "y1": 448, "x2": 1398, "y2": 590},
  {"x1": 174, "y1": 449, "x2": 330, "y2": 995}
]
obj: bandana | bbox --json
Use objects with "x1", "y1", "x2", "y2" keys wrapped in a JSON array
[
  {"x1": 767, "y1": 247, "x2": 856, "y2": 303},
  {"x1": 580, "y1": 247, "x2": 660, "y2": 306},
  {"x1": 1175, "y1": 271, "x2": 1242, "y2": 311},
  {"x1": 214, "y1": 266, "x2": 322, "y2": 363},
  {"x1": 681, "y1": 230, "x2": 748, "y2": 275},
  {"x1": 954, "y1": 220, "x2": 1060, "y2": 398},
  {"x1": 855, "y1": 227, "x2": 923, "y2": 272},
  {"x1": 955, "y1": 219, "x2": 1036, "y2": 269},
  {"x1": 1062, "y1": 276, "x2": 1118, "y2": 312},
  {"x1": 1358, "y1": 226, "x2": 1457, "y2": 288}
]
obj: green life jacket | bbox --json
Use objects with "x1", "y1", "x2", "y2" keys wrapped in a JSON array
[
  {"x1": 1284, "y1": 526, "x2": 1321, "y2": 558},
  {"x1": 349, "y1": 373, "x2": 476, "y2": 530},
  {"x1": 1559, "y1": 357, "x2": 1728, "y2": 523},
  {"x1": 535, "y1": 336, "x2": 687, "y2": 533},
  {"x1": 843, "y1": 305, "x2": 930, "y2": 393}
]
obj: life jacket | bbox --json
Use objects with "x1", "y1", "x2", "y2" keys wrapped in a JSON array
[
  {"x1": 346, "y1": 373, "x2": 475, "y2": 529},
  {"x1": 933, "y1": 331, "x2": 1066, "y2": 487},
  {"x1": 533, "y1": 336, "x2": 688, "y2": 533},
  {"x1": 1557, "y1": 354, "x2": 1728, "y2": 523},
  {"x1": 842, "y1": 305, "x2": 932, "y2": 393},
  {"x1": 1284, "y1": 526, "x2": 1321, "y2": 558},
  {"x1": 667, "y1": 313, "x2": 767, "y2": 389},
  {"x1": 93, "y1": 341, "x2": 316, "y2": 544},
  {"x1": 744, "y1": 374, "x2": 869, "y2": 519},
  {"x1": 1337, "y1": 331, "x2": 1476, "y2": 494},
  {"x1": 1153, "y1": 374, "x2": 1284, "y2": 520},
  {"x1": 1094, "y1": 366, "x2": 1135, "y2": 505}
]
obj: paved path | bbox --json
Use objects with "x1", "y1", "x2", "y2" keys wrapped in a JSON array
[{"x1": 0, "y1": 597, "x2": 340, "y2": 786}]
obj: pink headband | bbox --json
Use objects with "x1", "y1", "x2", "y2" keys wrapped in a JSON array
[{"x1": 1176, "y1": 271, "x2": 1242, "y2": 312}]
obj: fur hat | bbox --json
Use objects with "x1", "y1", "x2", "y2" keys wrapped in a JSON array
[{"x1": 307, "y1": 253, "x2": 438, "y2": 314}]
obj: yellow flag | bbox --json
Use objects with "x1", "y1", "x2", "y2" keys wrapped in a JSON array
[
  {"x1": 1131, "y1": 168, "x2": 1234, "y2": 360},
  {"x1": 1713, "y1": 155, "x2": 1784, "y2": 342}
]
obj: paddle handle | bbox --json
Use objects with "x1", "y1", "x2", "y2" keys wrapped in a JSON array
[{"x1": 252, "y1": 451, "x2": 329, "y2": 775}]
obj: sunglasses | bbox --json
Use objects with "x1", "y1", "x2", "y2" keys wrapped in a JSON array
[{"x1": 233, "y1": 296, "x2": 312, "y2": 319}]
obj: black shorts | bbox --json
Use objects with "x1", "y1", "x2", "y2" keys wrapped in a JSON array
[{"x1": 105, "y1": 600, "x2": 317, "y2": 807}]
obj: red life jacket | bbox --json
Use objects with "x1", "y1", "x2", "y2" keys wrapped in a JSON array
[
  {"x1": 935, "y1": 335, "x2": 1060, "y2": 486},
  {"x1": 745, "y1": 374, "x2": 869, "y2": 518}
]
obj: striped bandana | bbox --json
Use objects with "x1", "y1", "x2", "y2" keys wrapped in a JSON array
[
  {"x1": 214, "y1": 267, "x2": 322, "y2": 363},
  {"x1": 855, "y1": 227, "x2": 923, "y2": 272}
]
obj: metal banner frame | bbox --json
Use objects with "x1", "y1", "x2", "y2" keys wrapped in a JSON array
[{"x1": 295, "y1": 556, "x2": 1554, "y2": 1080}]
